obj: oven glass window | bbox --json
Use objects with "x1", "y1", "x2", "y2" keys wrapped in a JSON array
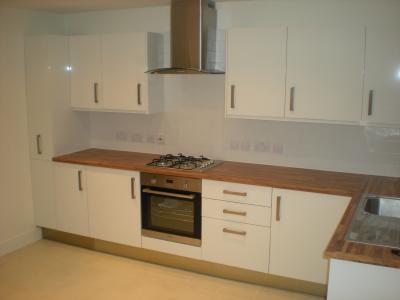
[{"x1": 148, "y1": 196, "x2": 195, "y2": 236}]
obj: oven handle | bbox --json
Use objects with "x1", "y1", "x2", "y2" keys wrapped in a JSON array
[{"x1": 142, "y1": 188, "x2": 196, "y2": 200}]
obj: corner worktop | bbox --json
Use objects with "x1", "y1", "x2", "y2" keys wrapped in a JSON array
[{"x1": 53, "y1": 148, "x2": 400, "y2": 268}]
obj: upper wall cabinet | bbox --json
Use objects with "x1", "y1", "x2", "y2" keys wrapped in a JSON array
[
  {"x1": 363, "y1": 27, "x2": 400, "y2": 126},
  {"x1": 285, "y1": 26, "x2": 365, "y2": 123},
  {"x1": 225, "y1": 27, "x2": 287, "y2": 120},
  {"x1": 69, "y1": 32, "x2": 164, "y2": 114}
]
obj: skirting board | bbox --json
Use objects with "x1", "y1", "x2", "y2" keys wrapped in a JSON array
[
  {"x1": 0, "y1": 228, "x2": 42, "y2": 257},
  {"x1": 42, "y1": 228, "x2": 327, "y2": 297}
]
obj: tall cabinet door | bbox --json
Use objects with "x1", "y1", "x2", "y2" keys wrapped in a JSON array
[
  {"x1": 102, "y1": 33, "x2": 147, "y2": 112},
  {"x1": 270, "y1": 189, "x2": 350, "y2": 284},
  {"x1": 363, "y1": 27, "x2": 400, "y2": 126},
  {"x1": 31, "y1": 160, "x2": 56, "y2": 229},
  {"x1": 86, "y1": 168, "x2": 141, "y2": 247},
  {"x1": 69, "y1": 35, "x2": 103, "y2": 109},
  {"x1": 54, "y1": 163, "x2": 89, "y2": 236},
  {"x1": 25, "y1": 36, "x2": 54, "y2": 160},
  {"x1": 286, "y1": 26, "x2": 364, "y2": 123},
  {"x1": 225, "y1": 27, "x2": 287, "y2": 119}
]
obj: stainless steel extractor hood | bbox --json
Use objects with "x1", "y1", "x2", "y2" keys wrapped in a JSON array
[{"x1": 147, "y1": 0, "x2": 224, "y2": 74}]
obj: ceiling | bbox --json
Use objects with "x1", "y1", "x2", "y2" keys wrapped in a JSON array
[{"x1": 0, "y1": 0, "x2": 243, "y2": 13}]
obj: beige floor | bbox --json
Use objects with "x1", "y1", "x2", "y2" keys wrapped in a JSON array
[{"x1": 0, "y1": 240, "x2": 323, "y2": 300}]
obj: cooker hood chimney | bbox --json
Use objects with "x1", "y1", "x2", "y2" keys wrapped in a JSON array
[{"x1": 147, "y1": 0, "x2": 224, "y2": 74}]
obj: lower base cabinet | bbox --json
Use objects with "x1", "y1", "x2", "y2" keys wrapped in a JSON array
[
  {"x1": 202, "y1": 217, "x2": 270, "y2": 273},
  {"x1": 54, "y1": 163, "x2": 89, "y2": 237},
  {"x1": 269, "y1": 189, "x2": 350, "y2": 284},
  {"x1": 86, "y1": 167, "x2": 141, "y2": 247}
]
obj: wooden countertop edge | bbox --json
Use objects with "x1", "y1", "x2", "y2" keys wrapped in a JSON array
[{"x1": 53, "y1": 148, "x2": 400, "y2": 269}]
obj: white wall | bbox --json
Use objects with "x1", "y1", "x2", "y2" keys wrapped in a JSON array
[
  {"x1": 0, "y1": 8, "x2": 65, "y2": 255},
  {"x1": 65, "y1": 0, "x2": 400, "y2": 177}
]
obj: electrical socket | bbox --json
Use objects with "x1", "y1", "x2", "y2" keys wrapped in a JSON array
[
  {"x1": 230, "y1": 140, "x2": 240, "y2": 151},
  {"x1": 272, "y1": 143, "x2": 284, "y2": 154},
  {"x1": 131, "y1": 133, "x2": 143, "y2": 143},
  {"x1": 240, "y1": 140, "x2": 251, "y2": 152},
  {"x1": 254, "y1": 141, "x2": 271, "y2": 153},
  {"x1": 146, "y1": 134, "x2": 156, "y2": 144},
  {"x1": 115, "y1": 131, "x2": 128, "y2": 141},
  {"x1": 156, "y1": 135, "x2": 166, "y2": 145}
]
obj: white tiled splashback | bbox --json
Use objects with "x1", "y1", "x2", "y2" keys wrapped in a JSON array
[{"x1": 89, "y1": 75, "x2": 400, "y2": 177}]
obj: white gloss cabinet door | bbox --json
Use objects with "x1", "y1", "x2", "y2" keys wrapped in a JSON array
[
  {"x1": 363, "y1": 27, "x2": 400, "y2": 126},
  {"x1": 102, "y1": 33, "x2": 147, "y2": 112},
  {"x1": 30, "y1": 160, "x2": 56, "y2": 229},
  {"x1": 286, "y1": 26, "x2": 364, "y2": 123},
  {"x1": 269, "y1": 189, "x2": 350, "y2": 284},
  {"x1": 25, "y1": 36, "x2": 54, "y2": 160},
  {"x1": 202, "y1": 217, "x2": 270, "y2": 273},
  {"x1": 225, "y1": 27, "x2": 287, "y2": 119},
  {"x1": 86, "y1": 168, "x2": 141, "y2": 247},
  {"x1": 69, "y1": 35, "x2": 102, "y2": 109},
  {"x1": 54, "y1": 163, "x2": 89, "y2": 237}
]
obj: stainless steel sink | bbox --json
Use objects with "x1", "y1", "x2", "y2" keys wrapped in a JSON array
[
  {"x1": 364, "y1": 196, "x2": 400, "y2": 219},
  {"x1": 346, "y1": 194, "x2": 400, "y2": 249}
]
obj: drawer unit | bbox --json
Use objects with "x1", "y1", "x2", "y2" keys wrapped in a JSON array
[
  {"x1": 202, "y1": 180, "x2": 272, "y2": 207},
  {"x1": 203, "y1": 198, "x2": 271, "y2": 227},
  {"x1": 202, "y1": 217, "x2": 270, "y2": 272}
]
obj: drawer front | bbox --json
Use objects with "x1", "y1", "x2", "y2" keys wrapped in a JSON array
[
  {"x1": 203, "y1": 198, "x2": 271, "y2": 227},
  {"x1": 202, "y1": 179, "x2": 271, "y2": 207},
  {"x1": 202, "y1": 217, "x2": 270, "y2": 273}
]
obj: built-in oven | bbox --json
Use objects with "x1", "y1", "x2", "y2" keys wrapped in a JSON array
[{"x1": 141, "y1": 173, "x2": 202, "y2": 247}]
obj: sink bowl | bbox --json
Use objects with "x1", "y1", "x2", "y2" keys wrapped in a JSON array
[{"x1": 364, "y1": 196, "x2": 400, "y2": 219}]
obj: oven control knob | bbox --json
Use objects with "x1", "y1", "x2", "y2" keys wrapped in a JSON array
[
  {"x1": 151, "y1": 178, "x2": 157, "y2": 184},
  {"x1": 184, "y1": 181, "x2": 188, "y2": 189}
]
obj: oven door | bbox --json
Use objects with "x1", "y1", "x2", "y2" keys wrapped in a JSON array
[{"x1": 141, "y1": 186, "x2": 201, "y2": 246}]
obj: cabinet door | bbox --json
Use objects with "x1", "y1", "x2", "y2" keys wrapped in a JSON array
[
  {"x1": 86, "y1": 168, "x2": 141, "y2": 247},
  {"x1": 270, "y1": 189, "x2": 350, "y2": 284},
  {"x1": 25, "y1": 36, "x2": 54, "y2": 160},
  {"x1": 31, "y1": 160, "x2": 56, "y2": 229},
  {"x1": 54, "y1": 163, "x2": 89, "y2": 236},
  {"x1": 363, "y1": 27, "x2": 400, "y2": 125},
  {"x1": 226, "y1": 28, "x2": 286, "y2": 119},
  {"x1": 202, "y1": 217, "x2": 270, "y2": 272},
  {"x1": 286, "y1": 26, "x2": 364, "y2": 123},
  {"x1": 69, "y1": 35, "x2": 102, "y2": 109},
  {"x1": 102, "y1": 33, "x2": 147, "y2": 112}
]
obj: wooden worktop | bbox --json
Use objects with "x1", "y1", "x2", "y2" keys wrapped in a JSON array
[{"x1": 53, "y1": 148, "x2": 400, "y2": 268}]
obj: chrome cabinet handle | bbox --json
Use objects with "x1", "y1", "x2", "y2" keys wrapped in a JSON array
[
  {"x1": 131, "y1": 177, "x2": 136, "y2": 199},
  {"x1": 368, "y1": 90, "x2": 373, "y2": 116},
  {"x1": 137, "y1": 83, "x2": 142, "y2": 105},
  {"x1": 223, "y1": 209, "x2": 247, "y2": 217},
  {"x1": 223, "y1": 190, "x2": 247, "y2": 197},
  {"x1": 142, "y1": 188, "x2": 195, "y2": 200},
  {"x1": 36, "y1": 134, "x2": 42, "y2": 155},
  {"x1": 276, "y1": 196, "x2": 281, "y2": 221},
  {"x1": 230, "y1": 85, "x2": 235, "y2": 109},
  {"x1": 94, "y1": 83, "x2": 99, "y2": 103},
  {"x1": 223, "y1": 228, "x2": 246, "y2": 236},
  {"x1": 289, "y1": 87, "x2": 295, "y2": 111},
  {"x1": 78, "y1": 170, "x2": 83, "y2": 191}
]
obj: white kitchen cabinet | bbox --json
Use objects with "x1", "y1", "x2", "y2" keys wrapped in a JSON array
[
  {"x1": 285, "y1": 26, "x2": 364, "y2": 123},
  {"x1": 363, "y1": 27, "x2": 400, "y2": 126},
  {"x1": 270, "y1": 189, "x2": 350, "y2": 284},
  {"x1": 69, "y1": 35, "x2": 103, "y2": 109},
  {"x1": 69, "y1": 33, "x2": 164, "y2": 113},
  {"x1": 86, "y1": 167, "x2": 141, "y2": 247},
  {"x1": 30, "y1": 160, "x2": 56, "y2": 229},
  {"x1": 25, "y1": 35, "x2": 89, "y2": 161},
  {"x1": 54, "y1": 163, "x2": 89, "y2": 237},
  {"x1": 202, "y1": 217, "x2": 270, "y2": 272},
  {"x1": 225, "y1": 27, "x2": 287, "y2": 120}
]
